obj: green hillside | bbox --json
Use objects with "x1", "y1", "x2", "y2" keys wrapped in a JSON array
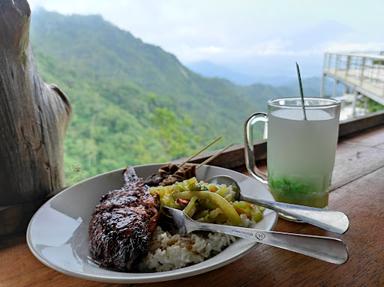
[{"x1": 30, "y1": 9, "x2": 313, "y2": 185}]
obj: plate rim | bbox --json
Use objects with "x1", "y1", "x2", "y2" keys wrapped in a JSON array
[{"x1": 26, "y1": 164, "x2": 277, "y2": 283}]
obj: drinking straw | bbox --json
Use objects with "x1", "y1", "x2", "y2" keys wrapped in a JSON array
[{"x1": 296, "y1": 62, "x2": 307, "y2": 120}]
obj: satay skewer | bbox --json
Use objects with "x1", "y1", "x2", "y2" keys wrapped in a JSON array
[
  {"x1": 178, "y1": 136, "x2": 222, "y2": 168},
  {"x1": 196, "y1": 143, "x2": 234, "y2": 169},
  {"x1": 145, "y1": 138, "x2": 232, "y2": 187}
]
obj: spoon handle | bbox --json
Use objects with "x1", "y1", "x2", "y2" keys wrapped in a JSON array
[
  {"x1": 241, "y1": 196, "x2": 349, "y2": 234},
  {"x1": 191, "y1": 221, "x2": 348, "y2": 264}
]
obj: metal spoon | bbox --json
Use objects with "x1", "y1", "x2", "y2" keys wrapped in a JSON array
[
  {"x1": 208, "y1": 175, "x2": 349, "y2": 234},
  {"x1": 163, "y1": 206, "x2": 348, "y2": 264}
]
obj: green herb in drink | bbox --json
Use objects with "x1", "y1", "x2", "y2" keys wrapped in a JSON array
[{"x1": 269, "y1": 176, "x2": 328, "y2": 208}]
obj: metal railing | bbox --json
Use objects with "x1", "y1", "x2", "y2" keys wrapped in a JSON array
[{"x1": 322, "y1": 51, "x2": 384, "y2": 104}]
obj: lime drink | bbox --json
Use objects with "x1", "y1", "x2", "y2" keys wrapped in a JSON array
[{"x1": 267, "y1": 108, "x2": 339, "y2": 208}]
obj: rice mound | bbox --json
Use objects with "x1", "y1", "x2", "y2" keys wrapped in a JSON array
[{"x1": 139, "y1": 226, "x2": 236, "y2": 272}]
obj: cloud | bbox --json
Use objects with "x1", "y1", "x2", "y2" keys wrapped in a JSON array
[
  {"x1": 176, "y1": 40, "x2": 292, "y2": 63},
  {"x1": 27, "y1": 0, "x2": 384, "y2": 73}
]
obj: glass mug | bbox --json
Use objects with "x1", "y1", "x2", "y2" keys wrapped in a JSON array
[{"x1": 244, "y1": 97, "x2": 341, "y2": 208}]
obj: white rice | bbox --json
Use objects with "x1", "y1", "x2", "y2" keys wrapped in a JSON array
[{"x1": 139, "y1": 227, "x2": 236, "y2": 272}]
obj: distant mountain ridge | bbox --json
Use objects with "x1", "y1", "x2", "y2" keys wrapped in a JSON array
[
  {"x1": 30, "y1": 9, "x2": 321, "y2": 183},
  {"x1": 186, "y1": 61, "x2": 256, "y2": 85}
]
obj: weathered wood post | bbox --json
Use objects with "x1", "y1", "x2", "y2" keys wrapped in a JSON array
[{"x1": 0, "y1": 0, "x2": 71, "y2": 235}]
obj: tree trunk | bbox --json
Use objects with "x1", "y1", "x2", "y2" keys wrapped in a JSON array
[{"x1": 0, "y1": 0, "x2": 71, "y2": 235}]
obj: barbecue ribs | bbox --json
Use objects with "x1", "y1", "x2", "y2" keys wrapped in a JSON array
[{"x1": 88, "y1": 167, "x2": 159, "y2": 271}]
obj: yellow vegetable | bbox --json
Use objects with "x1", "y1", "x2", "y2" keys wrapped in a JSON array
[
  {"x1": 183, "y1": 196, "x2": 198, "y2": 217},
  {"x1": 150, "y1": 177, "x2": 263, "y2": 227},
  {"x1": 174, "y1": 190, "x2": 241, "y2": 225}
]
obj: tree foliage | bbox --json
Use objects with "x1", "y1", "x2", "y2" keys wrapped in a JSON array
[{"x1": 30, "y1": 10, "x2": 322, "y2": 185}]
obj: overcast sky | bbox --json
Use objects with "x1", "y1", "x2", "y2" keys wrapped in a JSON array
[
  {"x1": 28, "y1": 0, "x2": 384, "y2": 82},
  {"x1": 28, "y1": 1, "x2": 384, "y2": 62}
]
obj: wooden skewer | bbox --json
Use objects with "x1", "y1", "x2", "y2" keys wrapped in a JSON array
[
  {"x1": 178, "y1": 136, "x2": 222, "y2": 168},
  {"x1": 196, "y1": 143, "x2": 234, "y2": 169}
]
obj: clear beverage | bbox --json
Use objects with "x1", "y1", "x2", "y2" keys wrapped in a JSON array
[{"x1": 267, "y1": 108, "x2": 339, "y2": 208}]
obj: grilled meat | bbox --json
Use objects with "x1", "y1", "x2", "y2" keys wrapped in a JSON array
[
  {"x1": 144, "y1": 163, "x2": 196, "y2": 187},
  {"x1": 89, "y1": 167, "x2": 159, "y2": 271}
]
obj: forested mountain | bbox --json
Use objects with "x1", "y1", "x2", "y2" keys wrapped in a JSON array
[{"x1": 30, "y1": 9, "x2": 320, "y2": 184}]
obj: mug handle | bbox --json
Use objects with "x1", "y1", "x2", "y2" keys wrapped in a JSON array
[{"x1": 244, "y1": 112, "x2": 268, "y2": 184}]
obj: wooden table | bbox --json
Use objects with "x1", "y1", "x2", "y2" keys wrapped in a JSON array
[{"x1": 1, "y1": 125, "x2": 384, "y2": 287}]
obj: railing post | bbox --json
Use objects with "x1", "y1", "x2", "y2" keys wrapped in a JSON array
[
  {"x1": 333, "y1": 79, "x2": 338, "y2": 98},
  {"x1": 320, "y1": 74, "x2": 325, "y2": 97},
  {"x1": 360, "y1": 57, "x2": 366, "y2": 85},
  {"x1": 326, "y1": 53, "x2": 330, "y2": 70},
  {"x1": 344, "y1": 84, "x2": 348, "y2": 95},
  {"x1": 346, "y1": 55, "x2": 351, "y2": 77},
  {"x1": 328, "y1": 53, "x2": 333, "y2": 72},
  {"x1": 335, "y1": 54, "x2": 340, "y2": 74},
  {"x1": 320, "y1": 53, "x2": 327, "y2": 97},
  {"x1": 352, "y1": 91, "x2": 358, "y2": 118},
  {"x1": 364, "y1": 96, "x2": 368, "y2": 115}
]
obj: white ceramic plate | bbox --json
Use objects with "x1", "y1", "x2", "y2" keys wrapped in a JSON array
[{"x1": 27, "y1": 164, "x2": 277, "y2": 283}]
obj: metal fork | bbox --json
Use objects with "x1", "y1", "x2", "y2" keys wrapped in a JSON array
[{"x1": 162, "y1": 206, "x2": 348, "y2": 264}]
